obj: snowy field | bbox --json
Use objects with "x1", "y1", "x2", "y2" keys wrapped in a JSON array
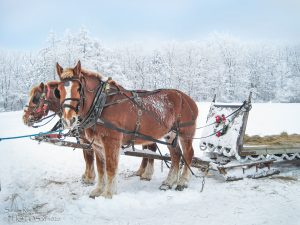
[{"x1": 1, "y1": 103, "x2": 300, "y2": 225}]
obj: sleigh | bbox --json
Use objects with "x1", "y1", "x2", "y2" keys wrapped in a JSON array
[{"x1": 198, "y1": 92, "x2": 300, "y2": 180}]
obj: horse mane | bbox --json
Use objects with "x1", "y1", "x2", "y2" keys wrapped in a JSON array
[
  {"x1": 60, "y1": 68, "x2": 75, "y2": 79},
  {"x1": 29, "y1": 81, "x2": 58, "y2": 98},
  {"x1": 29, "y1": 85, "x2": 39, "y2": 97},
  {"x1": 60, "y1": 67, "x2": 108, "y2": 81},
  {"x1": 47, "y1": 80, "x2": 60, "y2": 88},
  {"x1": 60, "y1": 67, "x2": 121, "y2": 87},
  {"x1": 81, "y1": 68, "x2": 106, "y2": 81}
]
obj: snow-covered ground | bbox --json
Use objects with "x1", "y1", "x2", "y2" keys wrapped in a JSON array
[{"x1": 1, "y1": 103, "x2": 300, "y2": 225}]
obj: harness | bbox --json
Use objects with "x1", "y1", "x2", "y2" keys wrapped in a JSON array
[
  {"x1": 78, "y1": 80, "x2": 107, "y2": 130},
  {"x1": 60, "y1": 79, "x2": 85, "y2": 114},
  {"x1": 60, "y1": 77, "x2": 196, "y2": 148},
  {"x1": 25, "y1": 85, "x2": 52, "y2": 120}
]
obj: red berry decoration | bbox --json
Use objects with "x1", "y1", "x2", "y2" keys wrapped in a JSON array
[
  {"x1": 216, "y1": 131, "x2": 221, "y2": 137},
  {"x1": 215, "y1": 115, "x2": 221, "y2": 123},
  {"x1": 221, "y1": 114, "x2": 226, "y2": 122},
  {"x1": 43, "y1": 104, "x2": 48, "y2": 110}
]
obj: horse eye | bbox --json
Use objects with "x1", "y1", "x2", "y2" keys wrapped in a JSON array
[
  {"x1": 77, "y1": 85, "x2": 82, "y2": 92},
  {"x1": 32, "y1": 95, "x2": 39, "y2": 104},
  {"x1": 54, "y1": 88, "x2": 61, "y2": 99}
]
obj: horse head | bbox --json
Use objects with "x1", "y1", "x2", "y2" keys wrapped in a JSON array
[
  {"x1": 23, "y1": 81, "x2": 61, "y2": 126},
  {"x1": 56, "y1": 61, "x2": 84, "y2": 129}
]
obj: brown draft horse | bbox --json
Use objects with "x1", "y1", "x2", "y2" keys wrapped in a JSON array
[
  {"x1": 56, "y1": 61, "x2": 198, "y2": 198},
  {"x1": 22, "y1": 81, "x2": 158, "y2": 182},
  {"x1": 22, "y1": 81, "x2": 95, "y2": 184}
]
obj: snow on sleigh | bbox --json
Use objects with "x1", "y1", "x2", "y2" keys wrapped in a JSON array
[{"x1": 198, "y1": 92, "x2": 300, "y2": 180}]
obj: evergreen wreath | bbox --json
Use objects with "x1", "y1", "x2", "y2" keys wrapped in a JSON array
[{"x1": 214, "y1": 114, "x2": 229, "y2": 137}]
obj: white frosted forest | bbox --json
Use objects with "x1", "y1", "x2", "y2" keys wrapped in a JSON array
[{"x1": 0, "y1": 28, "x2": 299, "y2": 112}]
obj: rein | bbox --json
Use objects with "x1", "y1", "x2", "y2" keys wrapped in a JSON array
[
  {"x1": 0, "y1": 129, "x2": 64, "y2": 142},
  {"x1": 32, "y1": 113, "x2": 57, "y2": 128}
]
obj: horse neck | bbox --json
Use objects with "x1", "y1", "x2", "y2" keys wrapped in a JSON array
[
  {"x1": 46, "y1": 82, "x2": 61, "y2": 114},
  {"x1": 48, "y1": 95, "x2": 61, "y2": 114},
  {"x1": 79, "y1": 73, "x2": 122, "y2": 117},
  {"x1": 80, "y1": 75, "x2": 102, "y2": 117}
]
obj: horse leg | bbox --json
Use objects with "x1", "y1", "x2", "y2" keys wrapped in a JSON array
[
  {"x1": 159, "y1": 133, "x2": 181, "y2": 190},
  {"x1": 89, "y1": 144, "x2": 106, "y2": 199},
  {"x1": 134, "y1": 157, "x2": 148, "y2": 177},
  {"x1": 82, "y1": 149, "x2": 95, "y2": 185},
  {"x1": 102, "y1": 139, "x2": 121, "y2": 199},
  {"x1": 140, "y1": 143, "x2": 157, "y2": 181},
  {"x1": 140, "y1": 158, "x2": 154, "y2": 181},
  {"x1": 175, "y1": 137, "x2": 194, "y2": 191}
]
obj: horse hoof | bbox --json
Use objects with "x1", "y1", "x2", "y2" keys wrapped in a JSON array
[
  {"x1": 89, "y1": 188, "x2": 103, "y2": 199},
  {"x1": 140, "y1": 176, "x2": 151, "y2": 181},
  {"x1": 175, "y1": 184, "x2": 187, "y2": 191},
  {"x1": 102, "y1": 192, "x2": 113, "y2": 199},
  {"x1": 134, "y1": 170, "x2": 143, "y2": 177},
  {"x1": 140, "y1": 173, "x2": 152, "y2": 181},
  {"x1": 89, "y1": 195, "x2": 95, "y2": 199},
  {"x1": 81, "y1": 175, "x2": 95, "y2": 185},
  {"x1": 159, "y1": 184, "x2": 172, "y2": 191}
]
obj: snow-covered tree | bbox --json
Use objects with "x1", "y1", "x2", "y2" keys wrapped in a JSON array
[{"x1": 0, "y1": 30, "x2": 299, "y2": 112}]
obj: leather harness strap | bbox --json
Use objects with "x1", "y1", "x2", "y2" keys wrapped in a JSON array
[{"x1": 63, "y1": 78, "x2": 196, "y2": 147}]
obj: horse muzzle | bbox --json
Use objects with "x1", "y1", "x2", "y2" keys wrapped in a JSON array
[{"x1": 62, "y1": 116, "x2": 78, "y2": 129}]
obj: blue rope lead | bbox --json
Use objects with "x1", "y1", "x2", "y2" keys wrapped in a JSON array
[{"x1": 0, "y1": 129, "x2": 64, "y2": 142}]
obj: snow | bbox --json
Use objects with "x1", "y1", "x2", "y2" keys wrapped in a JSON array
[
  {"x1": 1, "y1": 103, "x2": 300, "y2": 225},
  {"x1": 142, "y1": 94, "x2": 168, "y2": 121}
]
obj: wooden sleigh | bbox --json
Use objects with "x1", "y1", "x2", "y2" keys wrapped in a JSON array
[{"x1": 198, "y1": 92, "x2": 300, "y2": 180}]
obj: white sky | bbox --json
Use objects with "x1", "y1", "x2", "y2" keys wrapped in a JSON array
[{"x1": 0, "y1": 0, "x2": 299, "y2": 49}]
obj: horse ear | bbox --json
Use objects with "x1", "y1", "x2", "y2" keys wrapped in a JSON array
[
  {"x1": 73, "y1": 60, "x2": 81, "y2": 76},
  {"x1": 56, "y1": 63, "x2": 63, "y2": 78},
  {"x1": 54, "y1": 88, "x2": 61, "y2": 99},
  {"x1": 39, "y1": 82, "x2": 45, "y2": 91}
]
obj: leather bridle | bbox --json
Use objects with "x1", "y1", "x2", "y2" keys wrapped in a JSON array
[
  {"x1": 60, "y1": 78, "x2": 85, "y2": 114},
  {"x1": 25, "y1": 85, "x2": 51, "y2": 120}
]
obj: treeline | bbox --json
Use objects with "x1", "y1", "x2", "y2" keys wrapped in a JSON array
[{"x1": 0, "y1": 28, "x2": 299, "y2": 112}]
